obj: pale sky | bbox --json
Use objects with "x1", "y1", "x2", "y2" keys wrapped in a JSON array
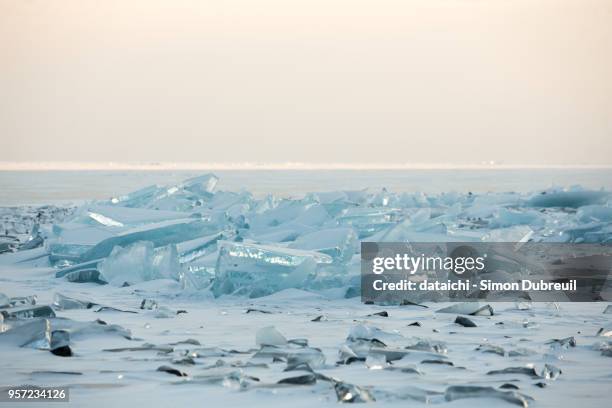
[{"x1": 1, "y1": 0, "x2": 611, "y2": 166}]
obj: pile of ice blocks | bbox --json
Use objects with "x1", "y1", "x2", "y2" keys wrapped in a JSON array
[{"x1": 5, "y1": 173, "x2": 610, "y2": 297}]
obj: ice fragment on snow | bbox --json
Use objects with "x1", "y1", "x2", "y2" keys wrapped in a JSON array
[
  {"x1": 0, "y1": 319, "x2": 51, "y2": 348},
  {"x1": 365, "y1": 353, "x2": 387, "y2": 370},
  {"x1": 0, "y1": 293, "x2": 9, "y2": 308},
  {"x1": 105, "y1": 345, "x2": 173, "y2": 353},
  {"x1": 367, "y1": 311, "x2": 389, "y2": 317},
  {"x1": 50, "y1": 330, "x2": 72, "y2": 357},
  {"x1": 253, "y1": 345, "x2": 326, "y2": 368},
  {"x1": 338, "y1": 344, "x2": 362, "y2": 364},
  {"x1": 475, "y1": 343, "x2": 505, "y2": 356},
  {"x1": 539, "y1": 364, "x2": 562, "y2": 380},
  {"x1": 445, "y1": 385, "x2": 529, "y2": 407},
  {"x1": 53, "y1": 293, "x2": 95, "y2": 310},
  {"x1": 140, "y1": 299, "x2": 158, "y2": 310},
  {"x1": 9, "y1": 295, "x2": 37, "y2": 307},
  {"x1": 98, "y1": 241, "x2": 180, "y2": 286},
  {"x1": 347, "y1": 324, "x2": 400, "y2": 342},
  {"x1": 454, "y1": 316, "x2": 477, "y2": 327},
  {"x1": 405, "y1": 338, "x2": 447, "y2": 354},
  {"x1": 255, "y1": 326, "x2": 287, "y2": 346},
  {"x1": 436, "y1": 303, "x2": 494, "y2": 316},
  {"x1": 334, "y1": 382, "x2": 376, "y2": 403},
  {"x1": 487, "y1": 367, "x2": 540, "y2": 378},
  {"x1": 367, "y1": 347, "x2": 409, "y2": 362},
  {"x1": 546, "y1": 336, "x2": 576, "y2": 348},
  {"x1": 49, "y1": 318, "x2": 132, "y2": 340},
  {"x1": 154, "y1": 307, "x2": 176, "y2": 318},
  {"x1": 64, "y1": 269, "x2": 106, "y2": 284},
  {"x1": 212, "y1": 241, "x2": 332, "y2": 298},
  {"x1": 421, "y1": 359, "x2": 453, "y2": 366},
  {"x1": 277, "y1": 374, "x2": 317, "y2": 385},
  {"x1": 0, "y1": 305, "x2": 56, "y2": 320},
  {"x1": 157, "y1": 365, "x2": 188, "y2": 377},
  {"x1": 508, "y1": 348, "x2": 537, "y2": 357}
]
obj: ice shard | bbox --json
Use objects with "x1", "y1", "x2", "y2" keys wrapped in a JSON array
[
  {"x1": 337, "y1": 207, "x2": 400, "y2": 238},
  {"x1": 78, "y1": 219, "x2": 218, "y2": 262},
  {"x1": 0, "y1": 319, "x2": 51, "y2": 349},
  {"x1": 50, "y1": 330, "x2": 72, "y2": 356},
  {"x1": 64, "y1": 269, "x2": 106, "y2": 284},
  {"x1": 288, "y1": 227, "x2": 358, "y2": 264},
  {"x1": 489, "y1": 208, "x2": 544, "y2": 228},
  {"x1": 334, "y1": 382, "x2": 376, "y2": 403},
  {"x1": 255, "y1": 326, "x2": 287, "y2": 346},
  {"x1": 0, "y1": 305, "x2": 56, "y2": 320},
  {"x1": 98, "y1": 241, "x2": 180, "y2": 286},
  {"x1": 177, "y1": 231, "x2": 233, "y2": 264},
  {"x1": 85, "y1": 205, "x2": 190, "y2": 227},
  {"x1": 445, "y1": 386, "x2": 529, "y2": 407},
  {"x1": 181, "y1": 173, "x2": 219, "y2": 195},
  {"x1": 211, "y1": 241, "x2": 332, "y2": 297},
  {"x1": 110, "y1": 184, "x2": 166, "y2": 207},
  {"x1": 576, "y1": 205, "x2": 612, "y2": 223},
  {"x1": 0, "y1": 293, "x2": 9, "y2": 309},
  {"x1": 52, "y1": 293, "x2": 95, "y2": 310},
  {"x1": 436, "y1": 303, "x2": 494, "y2": 316}
]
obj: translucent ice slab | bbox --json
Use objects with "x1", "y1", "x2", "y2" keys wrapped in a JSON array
[
  {"x1": 288, "y1": 227, "x2": 358, "y2": 264},
  {"x1": 98, "y1": 241, "x2": 180, "y2": 286},
  {"x1": 211, "y1": 241, "x2": 333, "y2": 298},
  {"x1": 337, "y1": 207, "x2": 400, "y2": 238},
  {"x1": 78, "y1": 219, "x2": 218, "y2": 262},
  {"x1": 84, "y1": 205, "x2": 190, "y2": 226},
  {"x1": 110, "y1": 184, "x2": 166, "y2": 207},
  {"x1": 181, "y1": 173, "x2": 219, "y2": 195}
]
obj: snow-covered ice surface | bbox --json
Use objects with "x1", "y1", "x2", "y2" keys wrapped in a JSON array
[{"x1": 1, "y1": 172, "x2": 611, "y2": 407}]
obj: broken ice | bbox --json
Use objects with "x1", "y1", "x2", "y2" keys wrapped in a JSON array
[
  {"x1": 211, "y1": 241, "x2": 333, "y2": 297},
  {"x1": 1, "y1": 173, "x2": 599, "y2": 298}
]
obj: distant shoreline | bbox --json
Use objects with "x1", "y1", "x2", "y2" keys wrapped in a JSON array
[{"x1": 1, "y1": 162, "x2": 611, "y2": 171}]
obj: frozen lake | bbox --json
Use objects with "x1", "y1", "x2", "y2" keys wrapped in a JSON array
[
  {"x1": 1, "y1": 168, "x2": 611, "y2": 206},
  {"x1": 1, "y1": 169, "x2": 611, "y2": 407}
]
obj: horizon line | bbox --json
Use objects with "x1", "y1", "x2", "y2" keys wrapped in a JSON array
[{"x1": 0, "y1": 161, "x2": 611, "y2": 171}]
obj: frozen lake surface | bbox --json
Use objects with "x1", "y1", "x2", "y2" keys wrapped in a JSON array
[
  {"x1": 1, "y1": 254, "x2": 611, "y2": 408},
  {"x1": 1, "y1": 170, "x2": 611, "y2": 407},
  {"x1": 1, "y1": 168, "x2": 611, "y2": 206}
]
